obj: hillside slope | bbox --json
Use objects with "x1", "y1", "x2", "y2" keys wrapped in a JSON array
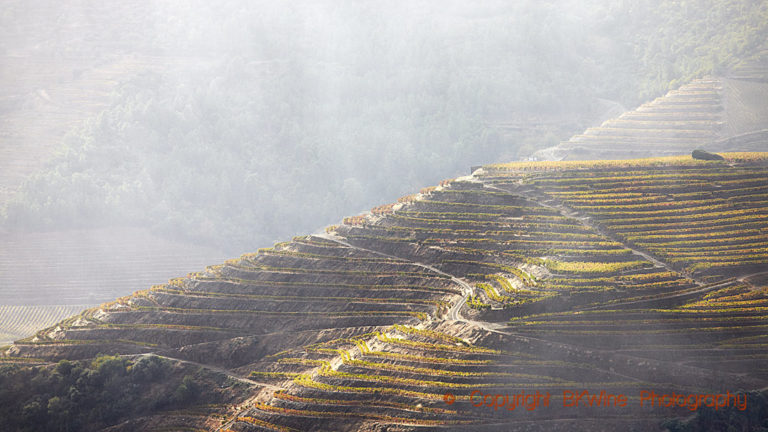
[
  {"x1": 536, "y1": 78, "x2": 725, "y2": 160},
  {"x1": 3, "y1": 153, "x2": 768, "y2": 431},
  {"x1": 535, "y1": 55, "x2": 768, "y2": 161}
]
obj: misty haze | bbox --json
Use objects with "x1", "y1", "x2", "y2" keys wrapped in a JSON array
[{"x1": 1, "y1": 1, "x2": 768, "y2": 431}]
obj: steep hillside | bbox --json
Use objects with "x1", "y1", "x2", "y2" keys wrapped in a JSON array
[
  {"x1": 535, "y1": 60, "x2": 768, "y2": 161},
  {"x1": 537, "y1": 78, "x2": 726, "y2": 160},
  {"x1": 4, "y1": 153, "x2": 768, "y2": 431}
]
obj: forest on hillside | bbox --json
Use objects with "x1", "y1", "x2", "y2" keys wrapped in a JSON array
[{"x1": 2, "y1": 0, "x2": 767, "y2": 253}]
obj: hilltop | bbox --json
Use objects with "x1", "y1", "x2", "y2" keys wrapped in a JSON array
[{"x1": 3, "y1": 152, "x2": 768, "y2": 431}]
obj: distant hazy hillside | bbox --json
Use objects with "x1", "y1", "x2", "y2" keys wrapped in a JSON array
[
  {"x1": 0, "y1": 305, "x2": 85, "y2": 345},
  {"x1": 3, "y1": 0, "x2": 767, "y2": 252}
]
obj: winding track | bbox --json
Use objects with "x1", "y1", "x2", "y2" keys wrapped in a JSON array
[
  {"x1": 315, "y1": 232, "x2": 509, "y2": 334},
  {"x1": 312, "y1": 229, "x2": 766, "y2": 397}
]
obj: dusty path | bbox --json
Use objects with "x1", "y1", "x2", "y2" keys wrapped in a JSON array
[
  {"x1": 739, "y1": 270, "x2": 768, "y2": 287},
  {"x1": 125, "y1": 353, "x2": 278, "y2": 390},
  {"x1": 123, "y1": 353, "x2": 284, "y2": 432},
  {"x1": 483, "y1": 182, "x2": 683, "y2": 276},
  {"x1": 315, "y1": 232, "x2": 510, "y2": 334}
]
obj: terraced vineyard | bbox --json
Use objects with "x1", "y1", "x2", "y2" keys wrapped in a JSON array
[
  {"x1": 234, "y1": 323, "x2": 676, "y2": 431},
  {"x1": 537, "y1": 78, "x2": 725, "y2": 160},
  {"x1": 4, "y1": 152, "x2": 768, "y2": 431},
  {"x1": 537, "y1": 60, "x2": 768, "y2": 161},
  {"x1": 485, "y1": 153, "x2": 768, "y2": 278},
  {"x1": 4, "y1": 235, "x2": 455, "y2": 363},
  {"x1": 728, "y1": 49, "x2": 768, "y2": 84}
]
